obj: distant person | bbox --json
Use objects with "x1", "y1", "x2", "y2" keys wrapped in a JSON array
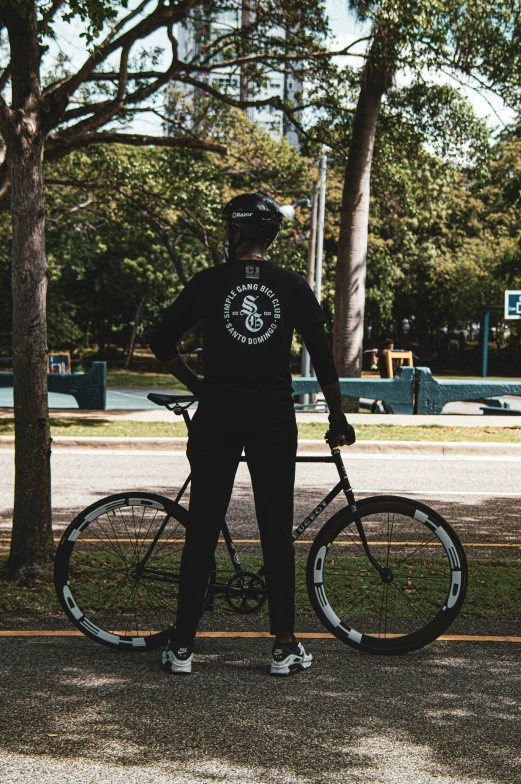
[
  {"x1": 370, "y1": 338, "x2": 402, "y2": 414},
  {"x1": 371, "y1": 338, "x2": 402, "y2": 379}
]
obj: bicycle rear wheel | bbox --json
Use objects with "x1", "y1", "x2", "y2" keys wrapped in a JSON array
[
  {"x1": 54, "y1": 492, "x2": 188, "y2": 651},
  {"x1": 307, "y1": 496, "x2": 468, "y2": 654}
]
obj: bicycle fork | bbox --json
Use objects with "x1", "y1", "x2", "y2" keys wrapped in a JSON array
[{"x1": 331, "y1": 447, "x2": 392, "y2": 584}]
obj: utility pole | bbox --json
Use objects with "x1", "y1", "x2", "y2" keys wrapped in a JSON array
[
  {"x1": 309, "y1": 150, "x2": 327, "y2": 408},
  {"x1": 315, "y1": 149, "x2": 327, "y2": 305},
  {"x1": 241, "y1": 0, "x2": 255, "y2": 122},
  {"x1": 481, "y1": 306, "x2": 502, "y2": 377},
  {"x1": 300, "y1": 181, "x2": 319, "y2": 405}
]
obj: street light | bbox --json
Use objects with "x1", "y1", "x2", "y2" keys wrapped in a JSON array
[
  {"x1": 281, "y1": 185, "x2": 324, "y2": 409},
  {"x1": 314, "y1": 150, "x2": 327, "y2": 306},
  {"x1": 280, "y1": 161, "x2": 327, "y2": 410},
  {"x1": 279, "y1": 198, "x2": 312, "y2": 221}
]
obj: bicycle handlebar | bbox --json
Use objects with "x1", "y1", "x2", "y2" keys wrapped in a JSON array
[{"x1": 147, "y1": 393, "x2": 354, "y2": 450}]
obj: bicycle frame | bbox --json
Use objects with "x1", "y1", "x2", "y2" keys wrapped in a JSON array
[{"x1": 138, "y1": 399, "x2": 387, "y2": 584}]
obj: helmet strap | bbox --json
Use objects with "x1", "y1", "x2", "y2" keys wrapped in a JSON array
[{"x1": 224, "y1": 220, "x2": 237, "y2": 262}]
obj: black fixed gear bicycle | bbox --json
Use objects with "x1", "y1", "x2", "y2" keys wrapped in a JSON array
[{"x1": 54, "y1": 394, "x2": 468, "y2": 655}]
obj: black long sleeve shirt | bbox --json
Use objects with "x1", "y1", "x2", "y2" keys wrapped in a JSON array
[{"x1": 150, "y1": 259, "x2": 338, "y2": 408}]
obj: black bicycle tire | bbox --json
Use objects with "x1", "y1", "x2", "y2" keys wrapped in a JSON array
[
  {"x1": 306, "y1": 496, "x2": 468, "y2": 655},
  {"x1": 54, "y1": 492, "x2": 189, "y2": 652}
]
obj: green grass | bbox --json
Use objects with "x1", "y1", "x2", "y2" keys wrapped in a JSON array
[
  {"x1": 298, "y1": 423, "x2": 521, "y2": 442},
  {"x1": 106, "y1": 369, "x2": 184, "y2": 388},
  {"x1": 1, "y1": 418, "x2": 521, "y2": 440},
  {"x1": 0, "y1": 418, "x2": 190, "y2": 437},
  {"x1": 1, "y1": 557, "x2": 519, "y2": 620}
]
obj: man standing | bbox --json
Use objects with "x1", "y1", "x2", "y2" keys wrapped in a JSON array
[{"x1": 150, "y1": 193, "x2": 355, "y2": 676}]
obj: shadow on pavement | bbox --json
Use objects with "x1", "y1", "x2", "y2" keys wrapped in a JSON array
[{"x1": 0, "y1": 636, "x2": 519, "y2": 783}]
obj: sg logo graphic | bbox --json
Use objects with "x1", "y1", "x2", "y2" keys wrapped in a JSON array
[
  {"x1": 223, "y1": 283, "x2": 281, "y2": 345},
  {"x1": 240, "y1": 295, "x2": 263, "y2": 333}
]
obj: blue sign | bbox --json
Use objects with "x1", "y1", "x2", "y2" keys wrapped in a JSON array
[{"x1": 505, "y1": 290, "x2": 521, "y2": 320}]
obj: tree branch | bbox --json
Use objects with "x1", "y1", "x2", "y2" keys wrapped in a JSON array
[
  {"x1": 38, "y1": 0, "x2": 66, "y2": 30},
  {"x1": 0, "y1": 65, "x2": 11, "y2": 93},
  {"x1": 0, "y1": 92, "x2": 14, "y2": 139},
  {"x1": 117, "y1": 41, "x2": 131, "y2": 101},
  {"x1": 152, "y1": 221, "x2": 189, "y2": 285},
  {"x1": 102, "y1": 0, "x2": 153, "y2": 43},
  {"x1": 195, "y1": 39, "x2": 370, "y2": 73},
  {"x1": 439, "y1": 68, "x2": 507, "y2": 127},
  {"x1": 45, "y1": 132, "x2": 228, "y2": 160},
  {"x1": 44, "y1": 0, "x2": 197, "y2": 117},
  {"x1": 80, "y1": 37, "x2": 369, "y2": 85},
  {"x1": 58, "y1": 32, "x2": 180, "y2": 138},
  {"x1": 177, "y1": 73, "x2": 284, "y2": 111},
  {"x1": 84, "y1": 70, "x2": 165, "y2": 81}
]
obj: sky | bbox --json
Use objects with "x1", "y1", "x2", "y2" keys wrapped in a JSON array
[
  {"x1": 44, "y1": 0, "x2": 515, "y2": 137},
  {"x1": 325, "y1": 0, "x2": 515, "y2": 132}
]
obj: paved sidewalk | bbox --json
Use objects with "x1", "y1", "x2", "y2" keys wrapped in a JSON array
[
  {"x1": 1, "y1": 635, "x2": 519, "y2": 784},
  {"x1": 1, "y1": 407, "x2": 521, "y2": 427}
]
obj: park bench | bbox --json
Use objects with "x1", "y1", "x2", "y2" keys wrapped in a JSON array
[
  {"x1": 292, "y1": 367, "x2": 521, "y2": 415},
  {"x1": 0, "y1": 361, "x2": 106, "y2": 410},
  {"x1": 1, "y1": 362, "x2": 520, "y2": 413}
]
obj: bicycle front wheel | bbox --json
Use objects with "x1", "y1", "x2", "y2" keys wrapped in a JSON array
[
  {"x1": 307, "y1": 496, "x2": 468, "y2": 655},
  {"x1": 54, "y1": 492, "x2": 189, "y2": 651}
]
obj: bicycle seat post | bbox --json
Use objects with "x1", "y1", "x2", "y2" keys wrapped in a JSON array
[
  {"x1": 181, "y1": 408, "x2": 191, "y2": 431},
  {"x1": 170, "y1": 402, "x2": 192, "y2": 432}
]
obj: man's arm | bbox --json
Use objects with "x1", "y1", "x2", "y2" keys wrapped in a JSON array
[
  {"x1": 321, "y1": 380, "x2": 344, "y2": 419},
  {"x1": 301, "y1": 327, "x2": 356, "y2": 446},
  {"x1": 149, "y1": 277, "x2": 203, "y2": 394},
  {"x1": 162, "y1": 356, "x2": 203, "y2": 395}
]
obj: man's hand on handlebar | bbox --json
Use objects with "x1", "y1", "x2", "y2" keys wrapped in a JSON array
[{"x1": 326, "y1": 414, "x2": 356, "y2": 447}]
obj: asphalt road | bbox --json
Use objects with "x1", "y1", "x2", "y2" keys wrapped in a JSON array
[
  {"x1": 1, "y1": 448, "x2": 521, "y2": 520},
  {"x1": 1, "y1": 448, "x2": 521, "y2": 543},
  {"x1": 1, "y1": 448, "x2": 520, "y2": 783}
]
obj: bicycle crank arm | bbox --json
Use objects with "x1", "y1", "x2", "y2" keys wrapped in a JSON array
[
  {"x1": 226, "y1": 586, "x2": 265, "y2": 597},
  {"x1": 138, "y1": 568, "x2": 179, "y2": 585}
]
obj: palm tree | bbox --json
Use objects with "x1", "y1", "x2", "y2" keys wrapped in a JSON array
[{"x1": 333, "y1": 22, "x2": 396, "y2": 411}]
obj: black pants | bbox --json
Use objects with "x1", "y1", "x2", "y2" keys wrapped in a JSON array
[{"x1": 172, "y1": 397, "x2": 298, "y2": 645}]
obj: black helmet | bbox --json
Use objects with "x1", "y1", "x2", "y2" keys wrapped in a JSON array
[{"x1": 221, "y1": 192, "x2": 283, "y2": 260}]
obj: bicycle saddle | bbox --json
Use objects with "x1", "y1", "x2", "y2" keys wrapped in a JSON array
[{"x1": 147, "y1": 393, "x2": 198, "y2": 407}]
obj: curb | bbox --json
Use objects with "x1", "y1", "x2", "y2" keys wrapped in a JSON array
[{"x1": 0, "y1": 435, "x2": 520, "y2": 456}]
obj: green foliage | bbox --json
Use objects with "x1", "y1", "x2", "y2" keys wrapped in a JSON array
[
  {"x1": 1, "y1": 68, "x2": 520, "y2": 370},
  {"x1": 0, "y1": 112, "x2": 315, "y2": 357},
  {"x1": 385, "y1": 83, "x2": 491, "y2": 169}
]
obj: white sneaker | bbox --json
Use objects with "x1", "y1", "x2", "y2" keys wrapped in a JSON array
[
  {"x1": 162, "y1": 642, "x2": 194, "y2": 674},
  {"x1": 270, "y1": 636, "x2": 313, "y2": 676}
]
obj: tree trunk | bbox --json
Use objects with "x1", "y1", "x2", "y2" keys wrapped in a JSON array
[
  {"x1": 333, "y1": 53, "x2": 394, "y2": 413},
  {"x1": 3, "y1": 1, "x2": 53, "y2": 574},
  {"x1": 124, "y1": 295, "x2": 146, "y2": 369},
  {"x1": 241, "y1": 0, "x2": 252, "y2": 116}
]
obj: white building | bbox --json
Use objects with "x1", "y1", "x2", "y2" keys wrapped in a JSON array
[{"x1": 172, "y1": 6, "x2": 302, "y2": 147}]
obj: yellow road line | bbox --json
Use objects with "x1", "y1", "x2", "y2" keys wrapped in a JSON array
[
  {"x1": 0, "y1": 630, "x2": 520, "y2": 642},
  {"x1": 0, "y1": 538, "x2": 519, "y2": 547}
]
